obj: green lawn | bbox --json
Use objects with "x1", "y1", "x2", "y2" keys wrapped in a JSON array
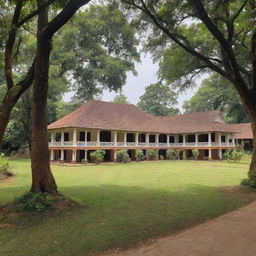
[{"x1": 0, "y1": 157, "x2": 255, "y2": 256}]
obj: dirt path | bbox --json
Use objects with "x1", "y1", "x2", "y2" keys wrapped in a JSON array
[{"x1": 104, "y1": 201, "x2": 256, "y2": 256}]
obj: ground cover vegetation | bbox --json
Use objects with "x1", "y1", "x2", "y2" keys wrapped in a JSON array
[{"x1": 0, "y1": 158, "x2": 255, "y2": 255}]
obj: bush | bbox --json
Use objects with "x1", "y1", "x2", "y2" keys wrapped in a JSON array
[
  {"x1": 81, "y1": 158, "x2": 88, "y2": 165},
  {"x1": 223, "y1": 149, "x2": 244, "y2": 162},
  {"x1": 230, "y1": 150, "x2": 244, "y2": 162},
  {"x1": 240, "y1": 178, "x2": 250, "y2": 185},
  {"x1": 192, "y1": 149, "x2": 200, "y2": 160},
  {"x1": 166, "y1": 149, "x2": 180, "y2": 160},
  {"x1": 159, "y1": 155, "x2": 165, "y2": 160},
  {"x1": 90, "y1": 150, "x2": 105, "y2": 164},
  {"x1": 0, "y1": 156, "x2": 14, "y2": 179},
  {"x1": 14, "y1": 192, "x2": 66, "y2": 212},
  {"x1": 116, "y1": 150, "x2": 131, "y2": 163},
  {"x1": 148, "y1": 149, "x2": 158, "y2": 160},
  {"x1": 135, "y1": 150, "x2": 145, "y2": 161}
]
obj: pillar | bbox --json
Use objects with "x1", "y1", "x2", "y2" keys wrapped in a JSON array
[
  {"x1": 218, "y1": 132, "x2": 222, "y2": 146},
  {"x1": 218, "y1": 148, "x2": 222, "y2": 159},
  {"x1": 208, "y1": 133, "x2": 212, "y2": 146},
  {"x1": 174, "y1": 135, "x2": 178, "y2": 144},
  {"x1": 146, "y1": 133, "x2": 149, "y2": 145},
  {"x1": 84, "y1": 150, "x2": 88, "y2": 161},
  {"x1": 124, "y1": 132, "x2": 127, "y2": 146},
  {"x1": 183, "y1": 134, "x2": 186, "y2": 147},
  {"x1": 156, "y1": 134, "x2": 159, "y2": 146},
  {"x1": 60, "y1": 149, "x2": 64, "y2": 161},
  {"x1": 113, "y1": 131, "x2": 117, "y2": 147},
  {"x1": 227, "y1": 134, "x2": 230, "y2": 146},
  {"x1": 51, "y1": 132, "x2": 55, "y2": 143},
  {"x1": 167, "y1": 134, "x2": 170, "y2": 147},
  {"x1": 61, "y1": 131, "x2": 64, "y2": 146},
  {"x1": 135, "y1": 132, "x2": 139, "y2": 146},
  {"x1": 96, "y1": 130, "x2": 100, "y2": 146},
  {"x1": 72, "y1": 150, "x2": 77, "y2": 163},
  {"x1": 50, "y1": 149, "x2": 54, "y2": 161},
  {"x1": 232, "y1": 136, "x2": 235, "y2": 145},
  {"x1": 113, "y1": 150, "x2": 117, "y2": 161},
  {"x1": 183, "y1": 149, "x2": 186, "y2": 160},
  {"x1": 209, "y1": 149, "x2": 212, "y2": 159},
  {"x1": 73, "y1": 128, "x2": 77, "y2": 146},
  {"x1": 84, "y1": 131, "x2": 87, "y2": 145},
  {"x1": 195, "y1": 134, "x2": 198, "y2": 146}
]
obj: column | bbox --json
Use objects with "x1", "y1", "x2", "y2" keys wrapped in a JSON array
[
  {"x1": 195, "y1": 134, "x2": 198, "y2": 146},
  {"x1": 183, "y1": 149, "x2": 186, "y2": 160},
  {"x1": 167, "y1": 135, "x2": 170, "y2": 147},
  {"x1": 146, "y1": 149, "x2": 149, "y2": 160},
  {"x1": 232, "y1": 136, "x2": 235, "y2": 145},
  {"x1": 183, "y1": 134, "x2": 186, "y2": 147},
  {"x1": 135, "y1": 132, "x2": 139, "y2": 147},
  {"x1": 209, "y1": 149, "x2": 212, "y2": 159},
  {"x1": 72, "y1": 150, "x2": 77, "y2": 163},
  {"x1": 218, "y1": 132, "x2": 222, "y2": 146},
  {"x1": 73, "y1": 128, "x2": 77, "y2": 146},
  {"x1": 124, "y1": 132, "x2": 127, "y2": 146},
  {"x1": 96, "y1": 130, "x2": 100, "y2": 146},
  {"x1": 208, "y1": 133, "x2": 212, "y2": 146},
  {"x1": 61, "y1": 131, "x2": 64, "y2": 146},
  {"x1": 51, "y1": 132, "x2": 55, "y2": 143},
  {"x1": 226, "y1": 134, "x2": 230, "y2": 146},
  {"x1": 113, "y1": 150, "x2": 117, "y2": 161},
  {"x1": 156, "y1": 134, "x2": 159, "y2": 146},
  {"x1": 218, "y1": 148, "x2": 222, "y2": 160},
  {"x1": 174, "y1": 134, "x2": 178, "y2": 144},
  {"x1": 84, "y1": 131, "x2": 87, "y2": 146},
  {"x1": 50, "y1": 149, "x2": 54, "y2": 161},
  {"x1": 146, "y1": 133, "x2": 149, "y2": 145},
  {"x1": 60, "y1": 149, "x2": 64, "y2": 161},
  {"x1": 84, "y1": 150, "x2": 88, "y2": 161},
  {"x1": 113, "y1": 131, "x2": 117, "y2": 147}
]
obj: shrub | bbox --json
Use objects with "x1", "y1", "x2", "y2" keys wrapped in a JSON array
[
  {"x1": 230, "y1": 150, "x2": 244, "y2": 162},
  {"x1": 222, "y1": 153, "x2": 229, "y2": 160},
  {"x1": 148, "y1": 149, "x2": 158, "y2": 160},
  {"x1": 81, "y1": 158, "x2": 88, "y2": 165},
  {"x1": 90, "y1": 150, "x2": 105, "y2": 164},
  {"x1": 135, "y1": 150, "x2": 145, "y2": 161},
  {"x1": 14, "y1": 192, "x2": 67, "y2": 212},
  {"x1": 0, "y1": 156, "x2": 14, "y2": 179},
  {"x1": 116, "y1": 150, "x2": 131, "y2": 163},
  {"x1": 159, "y1": 155, "x2": 165, "y2": 160},
  {"x1": 240, "y1": 178, "x2": 250, "y2": 185},
  {"x1": 192, "y1": 149, "x2": 200, "y2": 160},
  {"x1": 166, "y1": 149, "x2": 180, "y2": 160}
]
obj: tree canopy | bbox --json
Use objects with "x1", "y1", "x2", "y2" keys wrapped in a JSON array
[
  {"x1": 183, "y1": 74, "x2": 249, "y2": 123},
  {"x1": 112, "y1": 94, "x2": 130, "y2": 104},
  {"x1": 137, "y1": 82, "x2": 179, "y2": 116}
]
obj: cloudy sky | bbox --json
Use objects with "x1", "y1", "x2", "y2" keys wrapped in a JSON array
[{"x1": 64, "y1": 53, "x2": 201, "y2": 112}]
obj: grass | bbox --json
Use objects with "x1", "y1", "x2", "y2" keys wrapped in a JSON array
[{"x1": 0, "y1": 156, "x2": 255, "y2": 256}]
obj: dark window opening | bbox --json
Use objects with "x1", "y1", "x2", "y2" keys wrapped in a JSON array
[
  {"x1": 139, "y1": 134, "x2": 145, "y2": 142},
  {"x1": 127, "y1": 133, "x2": 135, "y2": 142},
  {"x1": 221, "y1": 136, "x2": 226, "y2": 142},
  {"x1": 178, "y1": 135, "x2": 183, "y2": 143},
  {"x1": 149, "y1": 135, "x2": 155, "y2": 143},
  {"x1": 169, "y1": 136, "x2": 175, "y2": 143},
  {"x1": 187, "y1": 134, "x2": 195, "y2": 142},
  {"x1": 159, "y1": 134, "x2": 167, "y2": 143},
  {"x1": 199, "y1": 134, "x2": 208, "y2": 142},
  {"x1": 100, "y1": 131, "x2": 111, "y2": 142},
  {"x1": 79, "y1": 132, "x2": 85, "y2": 141}
]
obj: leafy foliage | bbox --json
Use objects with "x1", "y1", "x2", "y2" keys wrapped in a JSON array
[
  {"x1": 116, "y1": 149, "x2": 131, "y2": 163},
  {"x1": 137, "y1": 82, "x2": 179, "y2": 116},
  {"x1": 135, "y1": 149, "x2": 145, "y2": 161},
  {"x1": 192, "y1": 149, "x2": 200, "y2": 160},
  {"x1": 0, "y1": 156, "x2": 14, "y2": 179},
  {"x1": 112, "y1": 94, "x2": 129, "y2": 104},
  {"x1": 147, "y1": 149, "x2": 158, "y2": 160},
  {"x1": 166, "y1": 149, "x2": 181, "y2": 160},
  {"x1": 183, "y1": 74, "x2": 249, "y2": 123},
  {"x1": 90, "y1": 150, "x2": 105, "y2": 164}
]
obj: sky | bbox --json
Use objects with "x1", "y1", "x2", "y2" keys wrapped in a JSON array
[{"x1": 64, "y1": 53, "x2": 201, "y2": 112}]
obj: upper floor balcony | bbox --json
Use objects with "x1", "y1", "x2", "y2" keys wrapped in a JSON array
[{"x1": 49, "y1": 128, "x2": 236, "y2": 149}]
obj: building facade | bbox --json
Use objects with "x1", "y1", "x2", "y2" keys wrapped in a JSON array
[{"x1": 48, "y1": 100, "x2": 238, "y2": 163}]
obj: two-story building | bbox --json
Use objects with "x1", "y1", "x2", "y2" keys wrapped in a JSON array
[{"x1": 48, "y1": 100, "x2": 238, "y2": 163}]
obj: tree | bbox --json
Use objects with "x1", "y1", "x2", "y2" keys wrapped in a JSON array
[
  {"x1": 122, "y1": 0, "x2": 256, "y2": 183},
  {"x1": 137, "y1": 82, "x2": 179, "y2": 116},
  {"x1": 183, "y1": 74, "x2": 249, "y2": 123},
  {"x1": 112, "y1": 94, "x2": 129, "y2": 104}
]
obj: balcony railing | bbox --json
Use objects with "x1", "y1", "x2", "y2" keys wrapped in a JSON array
[{"x1": 49, "y1": 141, "x2": 236, "y2": 148}]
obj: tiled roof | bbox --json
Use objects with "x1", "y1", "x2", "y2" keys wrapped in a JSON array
[
  {"x1": 48, "y1": 100, "x2": 236, "y2": 134},
  {"x1": 228, "y1": 123, "x2": 253, "y2": 139}
]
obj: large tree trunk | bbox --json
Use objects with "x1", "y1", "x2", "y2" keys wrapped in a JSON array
[{"x1": 30, "y1": 1, "x2": 57, "y2": 194}]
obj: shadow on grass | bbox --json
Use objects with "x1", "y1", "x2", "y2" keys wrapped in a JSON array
[{"x1": 0, "y1": 183, "x2": 255, "y2": 256}]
